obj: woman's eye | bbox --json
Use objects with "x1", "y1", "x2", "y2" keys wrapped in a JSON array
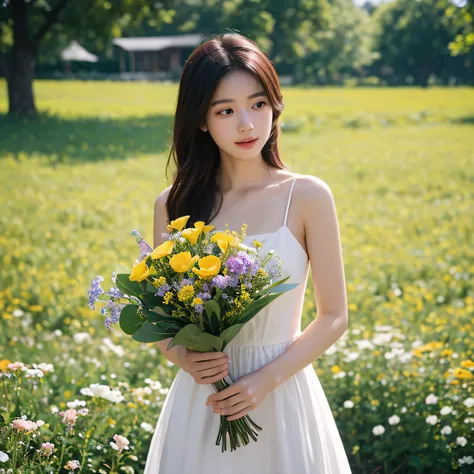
[{"x1": 217, "y1": 101, "x2": 266, "y2": 116}]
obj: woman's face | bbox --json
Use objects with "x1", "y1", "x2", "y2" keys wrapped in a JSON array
[{"x1": 200, "y1": 69, "x2": 273, "y2": 161}]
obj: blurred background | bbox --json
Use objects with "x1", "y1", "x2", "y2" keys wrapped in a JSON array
[{"x1": 0, "y1": 1, "x2": 473, "y2": 473}]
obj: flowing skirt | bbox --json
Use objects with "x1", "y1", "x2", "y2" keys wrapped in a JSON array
[{"x1": 144, "y1": 338, "x2": 353, "y2": 474}]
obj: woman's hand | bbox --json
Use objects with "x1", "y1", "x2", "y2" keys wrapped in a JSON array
[
  {"x1": 205, "y1": 368, "x2": 275, "y2": 421},
  {"x1": 180, "y1": 349, "x2": 229, "y2": 385}
]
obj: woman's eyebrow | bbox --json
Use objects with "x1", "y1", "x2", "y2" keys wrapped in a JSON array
[{"x1": 211, "y1": 91, "x2": 267, "y2": 107}]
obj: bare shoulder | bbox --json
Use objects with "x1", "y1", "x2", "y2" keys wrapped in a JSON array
[
  {"x1": 293, "y1": 173, "x2": 333, "y2": 202},
  {"x1": 155, "y1": 184, "x2": 173, "y2": 207},
  {"x1": 153, "y1": 185, "x2": 173, "y2": 248},
  {"x1": 292, "y1": 173, "x2": 335, "y2": 226}
]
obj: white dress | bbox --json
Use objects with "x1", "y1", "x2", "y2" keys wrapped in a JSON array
[{"x1": 144, "y1": 177, "x2": 353, "y2": 473}]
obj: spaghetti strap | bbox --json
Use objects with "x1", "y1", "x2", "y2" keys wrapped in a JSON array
[{"x1": 283, "y1": 176, "x2": 298, "y2": 227}]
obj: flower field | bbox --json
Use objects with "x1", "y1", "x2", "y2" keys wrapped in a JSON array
[{"x1": 0, "y1": 80, "x2": 473, "y2": 473}]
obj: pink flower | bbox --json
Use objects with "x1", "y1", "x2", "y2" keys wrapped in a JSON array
[
  {"x1": 110, "y1": 434, "x2": 130, "y2": 453},
  {"x1": 7, "y1": 362, "x2": 26, "y2": 371},
  {"x1": 58, "y1": 409, "x2": 78, "y2": 430},
  {"x1": 40, "y1": 442, "x2": 55, "y2": 457},
  {"x1": 64, "y1": 459, "x2": 81, "y2": 470},
  {"x1": 11, "y1": 419, "x2": 38, "y2": 433}
]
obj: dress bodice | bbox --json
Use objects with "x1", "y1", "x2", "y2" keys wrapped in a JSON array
[{"x1": 219, "y1": 176, "x2": 310, "y2": 347}]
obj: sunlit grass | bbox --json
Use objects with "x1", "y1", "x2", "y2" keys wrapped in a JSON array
[{"x1": 0, "y1": 80, "x2": 473, "y2": 473}]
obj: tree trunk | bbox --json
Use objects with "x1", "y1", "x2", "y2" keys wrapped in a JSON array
[
  {"x1": 7, "y1": 0, "x2": 37, "y2": 116},
  {"x1": 7, "y1": 46, "x2": 37, "y2": 116}
]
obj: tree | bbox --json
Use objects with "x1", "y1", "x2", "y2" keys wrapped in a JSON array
[
  {"x1": 443, "y1": 0, "x2": 474, "y2": 56},
  {"x1": 294, "y1": 0, "x2": 378, "y2": 84},
  {"x1": 0, "y1": 0, "x2": 179, "y2": 117},
  {"x1": 372, "y1": 0, "x2": 473, "y2": 86}
]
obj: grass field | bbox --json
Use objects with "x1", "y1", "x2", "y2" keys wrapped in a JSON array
[{"x1": 0, "y1": 80, "x2": 473, "y2": 473}]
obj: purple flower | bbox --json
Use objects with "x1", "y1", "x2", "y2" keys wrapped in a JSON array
[
  {"x1": 131, "y1": 229, "x2": 153, "y2": 261},
  {"x1": 107, "y1": 287, "x2": 124, "y2": 299},
  {"x1": 211, "y1": 275, "x2": 232, "y2": 290},
  {"x1": 197, "y1": 291, "x2": 211, "y2": 301},
  {"x1": 248, "y1": 261, "x2": 260, "y2": 277},
  {"x1": 226, "y1": 252, "x2": 256, "y2": 276},
  {"x1": 101, "y1": 300, "x2": 124, "y2": 330},
  {"x1": 179, "y1": 277, "x2": 195, "y2": 289},
  {"x1": 228, "y1": 273, "x2": 240, "y2": 288},
  {"x1": 156, "y1": 283, "x2": 171, "y2": 297},
  {"x1": 194, "y1": 304, "x2": 204, "y2": 314},
  {"x1": 88, "y1": 276, "x2": 105, "y2": 310},
  {"x1": 225, "y1": 256, "x2": 245, "y2": 275},
  {"x1": 267, "y1": 265, "x2": 280, "y2": 278}
]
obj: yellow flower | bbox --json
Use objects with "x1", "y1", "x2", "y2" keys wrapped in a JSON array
[
  {"x1": 192, "y1": 297, "x2": 204, "y2": 306},
  {"x1": 211, "y1": 231, "x2": 240, "y2": 253},
  {"x1": 169, "y1": 252, "x2": 200, "y2": 273},
  {"x1": 252, "y1": 239, "x2": 263, "y2": 248},
  {"x1": 331, "y1": 365, "x2": 342, "y2": 374},
  {"x1": 192, "y1": 255, "x2": 221, "y2": 279},
  {"x1": 129, "y1": 256, "x2": 150, "y2": 282},
  {"x1": 167, "y1": 215, "x2": 190, "y2": 232},
  {"x1": 181, "y1": 228, "x2": 202, "y2": 245},
  {"x1": 163, "y1": 291, "x2": 174, "y2": 304},
  {"x1": 194, "y1": 221, "x2": 215, "y2": 234},
  {"x1": 460, "y1": 360, "x2": 474, "y2": 369},
  {"x1": 0, "y1": 359, "x2": 12, "y2": 371},
  {"x1": 151, "y1": 240, "x2": 174, "y2": 259},
  {"x1": 152, "y1": 276, "x2": 167, "y2": 288},
  {"x1": 178, "y1": 285, "x2": 194, "y2": 302},
  {"x1": 453, "y1": 368, "x2": 473, "y2": 379}
]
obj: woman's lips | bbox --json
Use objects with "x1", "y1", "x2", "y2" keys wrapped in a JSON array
[{"x1": 235, "y1": 138, "x2": 258, "y2": 148}]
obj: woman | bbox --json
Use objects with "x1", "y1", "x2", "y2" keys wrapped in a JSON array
[{"x1": 145, "y1": 32, "x2": 352, "y2": 473}]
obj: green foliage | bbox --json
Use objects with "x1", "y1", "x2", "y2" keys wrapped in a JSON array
[
  {"x1": 0, "y1": 81, "x2": 473, "y2": 472},
  {"x1": 167, "y1": 324, "x2": 224, "y2": 351},
  {"x1": 118, "y1": 305, "x2": 145, "y2": 335}
]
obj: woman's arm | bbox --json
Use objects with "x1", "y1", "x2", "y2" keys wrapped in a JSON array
[
  {"x1": 261, "y1": 176, "x2": 349, "y2": 388},
  {"x1": 153, "y1": 186, "x2": 188, "y2": 370}
]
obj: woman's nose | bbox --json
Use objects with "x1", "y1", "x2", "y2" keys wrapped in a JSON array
[{"x1": 239, "y1": 117, "x2": 254, "y2": 132}]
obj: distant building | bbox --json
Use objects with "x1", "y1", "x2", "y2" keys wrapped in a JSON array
[{"x1": 112, "y1": 34, "x2": 203, "y2": 76}]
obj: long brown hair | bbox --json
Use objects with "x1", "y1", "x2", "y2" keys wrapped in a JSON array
[{"x1": 165, "y1": 32, "x2": 287, "y2": 227}]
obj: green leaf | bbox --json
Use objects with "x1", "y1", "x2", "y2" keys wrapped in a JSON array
[
  {"x1": 219, "y1": 323, "x2": 245, "y2": 348},
  {"x1": 146, "y1": 282, "x2": 156, "y2": 293},
  {"x1": 408, "y1": 455, "x2": 422, "y2": 468},
  {"x1": 167, "y1": 324, "x2": 224, "y2": 352},
  {"x1": 150, "y1": 303, "x2": 173, "y2": 316},
  {"x1": 140, "y1": 306, "x2": 183, "y2": 325},
  {"x1": 119, "y1": 305, "x2": 145, "y2": 335},
  {"x1": 267, "y1": 282, "x2": 299, "y2": 294},
  {"x1": 265, "y1": 275, "x2": 290, "y2": 291},
  {"x1": 132, "y1": 321, "x2": 181, "y2": 343},
  {"x1": 214, "y1": 287, "x2": 223, "y2": 302},
  {"x1": 138, "y1": 292, "x2": 162, "y2": 308},
  {"x1": 204, "y1": 299, "x2": 221, "y2": 334},
  {"x1": 116, "y1": 274, "x2": 143, "y2": 298},
  {"x1": 238, "y1": 292, "x2": 285, "y2": 325}
]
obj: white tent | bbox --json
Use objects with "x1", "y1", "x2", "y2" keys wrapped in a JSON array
[{"x1": 61, "y1": 41, "x2": 98, "y2": 62}]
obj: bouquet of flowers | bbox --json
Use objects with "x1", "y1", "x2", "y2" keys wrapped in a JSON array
[{"x1": 88, "y1": 215, "x2": 298, "y2": 452}]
